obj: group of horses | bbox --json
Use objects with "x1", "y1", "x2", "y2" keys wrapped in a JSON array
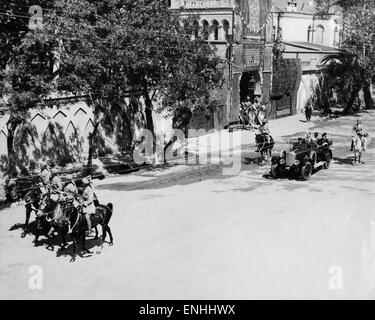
[{"x1": 21, "y1": 180, "x2": 114, "y2": 262}]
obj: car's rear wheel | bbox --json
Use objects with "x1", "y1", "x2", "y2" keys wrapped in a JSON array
[
  {"x1": 301, "y1": 162, "x2": 313, "y2": 181},
  {"x1": 271, "y1": 164, "x2": 279, "y2": 178},
  {"x1": 323, "y1": 153, "x2": 331, "y2": 169}
]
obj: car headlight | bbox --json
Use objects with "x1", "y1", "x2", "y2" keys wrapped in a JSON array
[
  {"x1": 294, "y1": 160, "x2": 300, "y2": 166},
  {"x1": 280, "y1": 159, "x2": 286, "y2": 165}
]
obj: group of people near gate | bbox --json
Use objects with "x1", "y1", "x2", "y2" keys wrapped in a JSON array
[
  {"x1": 34, "y1": 163, "x2": 97, "y2": 236},
  {"x1": 239, "y1": 96, "x2": 268, "y2": 127}
]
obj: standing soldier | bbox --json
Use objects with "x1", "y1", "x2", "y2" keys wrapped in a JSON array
[{"x1": 305, "y1": 101, "x2": 313, "y2": 123}]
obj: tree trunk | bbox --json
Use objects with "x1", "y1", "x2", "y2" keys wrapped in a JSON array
[
  {"x1": 363, "y1": 83, "x2": 374, "y2": 110},
  {"x1": 343, "y1": 89, "x2": 359, "y2": 115},
  {"x1": 122, "y1": 110, "x2": 133, "y2": 152},
  {"x1": 143, "y1": 85, "x2": 157, "y2": 164},
  {"x1": 87, "y1": 122, "x2": 100, "y2": 171},
  {"x1": 6, "y1": 122, "x2": 18, "y2": 177}
]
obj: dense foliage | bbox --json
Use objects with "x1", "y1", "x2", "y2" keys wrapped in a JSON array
[
  {"x1": 315, "y1": 0, "x2": 375, "y2": 113},
  {"x1": 1, "y1": 0, "x2": 223, "y2": 173}
]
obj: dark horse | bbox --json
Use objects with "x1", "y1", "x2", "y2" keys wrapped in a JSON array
[
  {"x1": 33, "y1": 191, "x2": 65, "y2": 247},
  {"x1": 21, "y1": 182, "x2": 43, "y2": 238},
  {"x1": 255, "y1": 133, "x2": 274, "y2": 165},
  {"x1": 61, "y1": 200, "x2": 114, "y2": 262},
  {"x1": 8, "y1": 175, "x2": 43, "y2": 238}
]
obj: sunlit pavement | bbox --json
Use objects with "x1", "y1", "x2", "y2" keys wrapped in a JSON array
[{"x1": 0, "y1": 111, "x2": 375, "y2": 299}]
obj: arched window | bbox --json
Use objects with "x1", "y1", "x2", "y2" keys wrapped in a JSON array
[
  {"x1": 314, "y1": 25, "x2": 324, "y2": 44},
  {"x1": 307, "y1": 25, "x2": 313, "y2": 42},
  {"x1": 193, "y1": 20, "x2": 199, "y2": 39},
  {"x1": 222, "y1": 20, "x2": 230, "y2": 41},
  {"x1": 212, "y1": 20, "x2": 219, "y2": 40},
  {"x1": 334, "y1": 25, "x2": 339, "y2": 46},
  {"x1": 202, "y1": 20, "x2": 209, "y2": 40}
]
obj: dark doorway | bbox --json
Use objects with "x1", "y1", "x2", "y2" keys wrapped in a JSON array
[{"x1": 240, "y1": 71, "x2": 261, "y2": 103}]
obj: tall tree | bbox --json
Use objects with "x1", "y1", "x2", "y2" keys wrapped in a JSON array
[
  {"x1": 1, "y1": 0, "x2": 54, "y2": 176},
  {"x1": 4, "y1": 0, "x2": 223, "y2": 169},
  {"x1": 315, "y1": 0, "x2": 375, "y2": 112}
]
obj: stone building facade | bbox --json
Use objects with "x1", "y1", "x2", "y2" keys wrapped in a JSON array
[
  {"x1": 272, "y1": 0, "x2": 342, "y2": 115},
  {"x1": 0, "y1": 94, "x2": 173, "y2": 174},
  {"x1": 171, "y1": 0, "x2": 274, "y2": 127}
]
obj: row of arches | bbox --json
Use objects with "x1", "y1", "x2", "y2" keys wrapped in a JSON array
[
  {"x1": 307, "y1": 24, "x2": 340, "y2": 45},
  {"x1": 189, "y1": 19, "x2": 232, "y2": 41},
  {"x1": 307, "y1": 25, "x2": 325, "y2": 44}
]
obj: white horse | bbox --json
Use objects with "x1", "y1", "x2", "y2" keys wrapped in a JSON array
[{"x1": 352, "y1": 133, "x2": 368, "y2": 165}]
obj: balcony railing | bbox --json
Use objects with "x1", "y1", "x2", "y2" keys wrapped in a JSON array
[{"x1": 170, "y1": 0, "x2": 233, "y2": 9}]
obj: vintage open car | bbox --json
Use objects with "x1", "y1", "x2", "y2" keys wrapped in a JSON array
[{"x1": 270, "y1": 138, "x2": 333, "y2": 181}]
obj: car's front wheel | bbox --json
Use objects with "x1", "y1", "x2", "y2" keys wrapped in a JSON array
[
  {"x1": 271, "y1": 164, "x2": 279, "y2": 178},
  {"x1": 301, "y1": 162, "x2": 313, "y2": 181}
]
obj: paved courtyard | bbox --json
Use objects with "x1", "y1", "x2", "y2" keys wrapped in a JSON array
[{"x1": 1, "y1": 111, "x2": 375, "y2": 299}]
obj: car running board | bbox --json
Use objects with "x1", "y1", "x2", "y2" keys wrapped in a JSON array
[{"x1": 314, "y1": 161, "x2": 327, "y2": 169}]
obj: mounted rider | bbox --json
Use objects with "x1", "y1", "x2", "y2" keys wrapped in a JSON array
[
  {"x1": 40, "y1": 162, "x2": 51, "y2": 187},
  {"x1": 351, "y1": 119, "x2": 366, "y2": 151},
  {"x1": 259, "y1": 119, "x2": 270, "y2": 135},
  {"x1": 81, "y1": 176, "x2": 97, "y2": 233},
  {"x1": 63, "y1": 174, "x2": 78, "y2": 196},
  {"x1": 256, "y1": 120, "x2": 271, "y2": 153},
  {"x1": 36, "y1": 162, "x2": 52, "y2": 208}
]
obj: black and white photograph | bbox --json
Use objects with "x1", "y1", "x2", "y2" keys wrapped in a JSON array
[{"x1": 0, "y1": 0, "x2": 374, "y2": 302}]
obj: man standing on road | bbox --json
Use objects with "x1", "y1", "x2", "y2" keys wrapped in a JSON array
[{"x1": 305, "y1": 101, "x2": 313, "y2": 123}]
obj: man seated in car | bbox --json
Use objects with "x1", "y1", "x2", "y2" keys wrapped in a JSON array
[
  {"x1": 312, "y1": 132, "x2": 319, "y2": 143},
  {"x1": 318, "y1": 133, "x2": 330, "y2": 147}
]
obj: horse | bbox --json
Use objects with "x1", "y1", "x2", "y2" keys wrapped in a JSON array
[
  {"x1": 33, "y1": 191, "x2": 65, "y2": 247},
  {"x1": 62, "y1": 200, "x2": 114, "y2": 262},
  {"x1": 255, "y1": 133, "x2": 274, "y2": 165},
  {"x1": 352, "y1": 133, "x2": 368, "y2": 165},
  {"x1": 21, "y1": 182, "x2": 43, "y2": 238}
]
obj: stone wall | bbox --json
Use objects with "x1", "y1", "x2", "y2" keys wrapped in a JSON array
[{"x1": 0, "y1": 96, "x2": 175, "y2": 173}]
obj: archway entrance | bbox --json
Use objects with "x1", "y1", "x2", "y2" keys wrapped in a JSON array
[{"x1": 240, "y1": 71, "x2": 261, "y2": 103}]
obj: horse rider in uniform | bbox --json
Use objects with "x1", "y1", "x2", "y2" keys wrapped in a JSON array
[
  {"x1": 351, "y1": 119, "x2": 366, "y2": 151},
  {"x1": 256, "y1": 120, "x2": 271, "y2": 152},
  {"x1": 51, "y1": 174, "x2": 63, "y2": 192},
  {"x1": 63, "y1": 175, "x2": 78, "y2": 196},
  {"x1": 81, "y1": 176, "x2": 96, "y2": 233},
  {"x1": 40, "y1": 162, "x2": 51, "y2": 186}
]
